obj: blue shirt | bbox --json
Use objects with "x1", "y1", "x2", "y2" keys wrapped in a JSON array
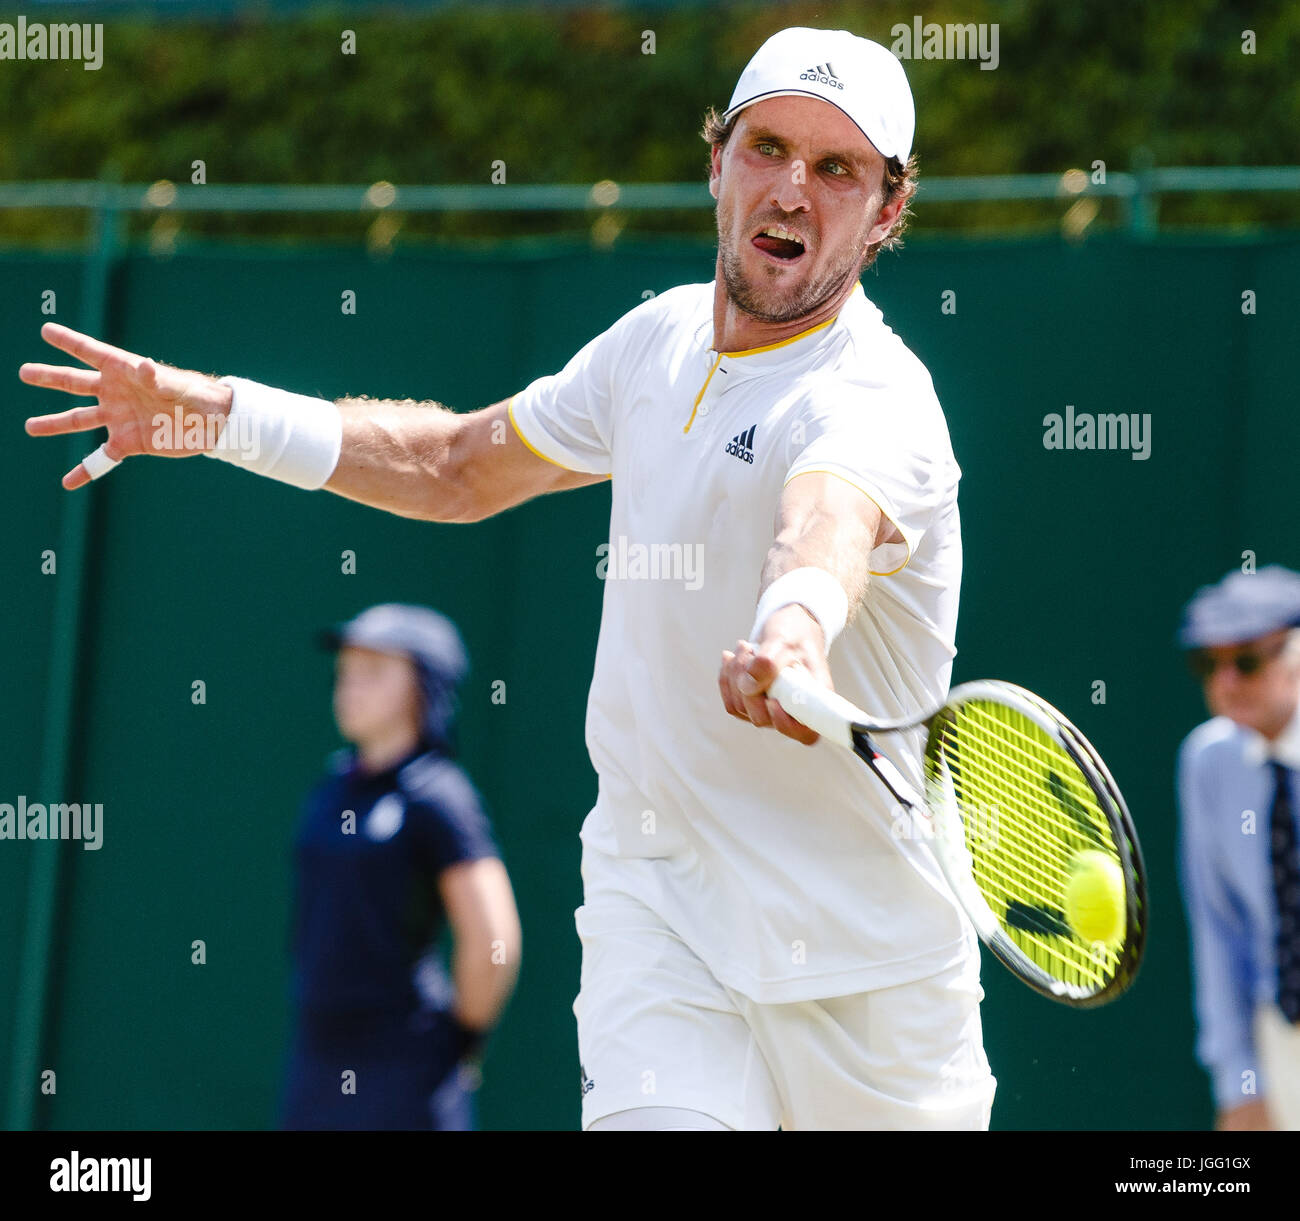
[
  {"x1": 290, "y1": 742, "x2": 498, "y2": 1014},
  {"x1": 1177, "y1": 711, "x2": 1300, "y2": 1107}
]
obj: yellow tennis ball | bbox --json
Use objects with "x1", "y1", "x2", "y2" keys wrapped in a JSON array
[{"x1": 1064, "y1": 850, "x2": 1126, "y2": 946}]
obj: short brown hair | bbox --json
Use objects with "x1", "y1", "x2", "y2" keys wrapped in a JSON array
[{"x1": 701, "y1": 105, "x2": 918, "y2": 269}]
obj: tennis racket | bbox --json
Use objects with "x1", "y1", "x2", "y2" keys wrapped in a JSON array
[{"x1": 770, "y1": 667, "x2": 1147, "y2": 1007}]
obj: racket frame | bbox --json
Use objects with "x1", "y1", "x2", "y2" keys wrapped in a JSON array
[
  {"x1": 769, "y1": 668, "x2": 1147, "y2": 1007},
  {"x1": 915, "y1": 682, "x2": 1145, "y2": 1006}
]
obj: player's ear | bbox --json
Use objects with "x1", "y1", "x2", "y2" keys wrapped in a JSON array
[
  {"x1": 865, "y1": 193, "x2": 904, "y2": 247},
  {"x1": 708, "y1": 144, "x2": 722, "y2": 199}
]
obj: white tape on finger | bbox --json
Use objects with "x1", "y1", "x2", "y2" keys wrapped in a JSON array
[{"x1": 82, "y1": 443, "x2": 121, "y2": 480}]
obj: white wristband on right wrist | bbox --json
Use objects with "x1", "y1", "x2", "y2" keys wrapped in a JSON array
[
  {"x1": 749, "y1": 567, "x2": 850, "y2": 649},
  {"x1": 203, "y1": 376, "x2": 343, "y2": 490}
]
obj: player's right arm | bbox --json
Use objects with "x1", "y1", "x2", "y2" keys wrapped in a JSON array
[{"x1": 20, "y1": 322, "x2": 604, "y2": 516}]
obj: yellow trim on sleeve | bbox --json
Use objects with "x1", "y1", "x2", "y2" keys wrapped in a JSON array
[
  {"x1": 683, "y1": 354, "x2": 723, "y2": 434},
  {"x1": 867, "y1": 551, "x2": 910, "y2": 578},
  {"x1": 783, "y1": 466, "x2": 913, "y2": 576},
  {"x1": 507, "y1": 393, "x2": 580, "y2": 472}
]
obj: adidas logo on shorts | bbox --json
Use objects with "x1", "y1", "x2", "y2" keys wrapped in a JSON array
[{"x1": 725, "y1": 424, "x2": 756, "y2": 464}]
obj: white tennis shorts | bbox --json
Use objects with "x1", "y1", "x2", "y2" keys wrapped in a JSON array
[{"x1": 573, "y1": 851, "x2": 997, "y2": 1131}]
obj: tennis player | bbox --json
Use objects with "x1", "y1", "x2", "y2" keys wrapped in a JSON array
[{"x1": 21, "y1": 27, "x2": 995, "y2": 1130}]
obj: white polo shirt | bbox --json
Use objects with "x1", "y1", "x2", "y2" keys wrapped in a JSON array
[{"x1": 510, "y1": 280, "x2": 970, "y2": 1003}]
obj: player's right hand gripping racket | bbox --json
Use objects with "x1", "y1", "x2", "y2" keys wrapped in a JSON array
[{"x1": 770, "y1": 668, "x2": 1147, "y2": 1007}]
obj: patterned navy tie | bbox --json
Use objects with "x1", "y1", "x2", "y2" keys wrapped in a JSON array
[{"x1": 1269, "y1": 761, "x2": 1300, "y2": 1023}]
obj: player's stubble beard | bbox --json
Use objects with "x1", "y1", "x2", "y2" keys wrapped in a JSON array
[{"x1": 717, "y1": 200, "x2": 878, "y2": 325}]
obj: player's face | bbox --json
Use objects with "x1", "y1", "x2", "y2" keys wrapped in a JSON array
[
  {"x1": 332, "y1": 645, "x2": 422, "y2": 746},
  {"x1": 709, "y1": 96, "x2": 899, "y2": 325},
  {"x1": 1200, "y1": 629, "x2": 1300, "y2": 738}
]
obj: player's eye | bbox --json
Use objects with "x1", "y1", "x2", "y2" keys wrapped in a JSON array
[
  {"x1": 822, "y1": 161, "x2": 849, "y2": 177},
  {"x1": 755, "y1": 141, "x2": 779, "y2": 156}
]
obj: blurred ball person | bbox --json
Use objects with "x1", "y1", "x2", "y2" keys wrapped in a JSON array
[
  {"x1": 1177, "y1": 565, "x2": 1300, "y2": 1131},
  {"x1": 280, "y1": 603, "x2": 521, "y2": 1130}
]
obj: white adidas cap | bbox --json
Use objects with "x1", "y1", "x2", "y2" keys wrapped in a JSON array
[{"x1": 722, "y1": 27, "x2": 915, "y2": 162}]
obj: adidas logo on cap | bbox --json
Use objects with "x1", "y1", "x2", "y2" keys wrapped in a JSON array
[{"x1": 798, "y1": 62, "x2": 844, "y2": 90}]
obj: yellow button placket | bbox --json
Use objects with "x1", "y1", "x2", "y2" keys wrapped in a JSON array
[{"x1": 683, "y1": 354, "x2": 731, "y2": 435}]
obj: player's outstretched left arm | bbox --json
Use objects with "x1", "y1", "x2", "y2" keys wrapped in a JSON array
[
  {"x1": 718, "y1": 470, "x2": 891, "y2": 744},
  {"x1": 20, "y1": 322, "x2": 604, "y2": 517}
]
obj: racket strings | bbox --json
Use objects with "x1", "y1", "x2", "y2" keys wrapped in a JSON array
[
  {"x1": 930, "y1": 701, "x2": 1122, "y2": 990},
  {"x1": 944, "y1": 710, "x2": 1102, "y2": 876}
]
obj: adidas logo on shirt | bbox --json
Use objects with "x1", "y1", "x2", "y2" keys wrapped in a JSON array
[
  {"x1": 799, "y1": 62, "x2": 843, "y2": 89},
  {"x1": 725, "y1": 424, "x2": 756, "y2": 464}
]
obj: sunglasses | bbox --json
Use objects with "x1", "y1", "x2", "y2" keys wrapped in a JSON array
[{"x1": 1187, "y1": 637, "x2": 1289, "y2": 681}]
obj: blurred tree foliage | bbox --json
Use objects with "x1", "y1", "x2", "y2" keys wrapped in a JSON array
[{"x1": 0, "y1": 0, "x2": 1295, "y2": 247}]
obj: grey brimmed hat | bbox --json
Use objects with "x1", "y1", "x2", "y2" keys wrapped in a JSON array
[{"x1": 1177, "y1": 566, "x2": 1300, "y2": 648}]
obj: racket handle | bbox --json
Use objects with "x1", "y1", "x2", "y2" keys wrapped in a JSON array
[{"x1": 768, "y1": 666, "x2": 864, "y2": 750}]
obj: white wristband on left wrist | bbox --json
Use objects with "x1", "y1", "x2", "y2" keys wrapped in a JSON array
[{"x1": 203, "y1": 376, "x2": 343, "y2": 490}]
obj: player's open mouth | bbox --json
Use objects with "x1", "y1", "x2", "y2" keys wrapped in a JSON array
[{"x1": 751, "y1": 225, "x2": 807, "y2": 262}]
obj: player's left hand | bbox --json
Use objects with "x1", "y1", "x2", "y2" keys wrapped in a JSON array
[
  {"x1": 20, "y1": 322, "x2": 233, "y2": 490},
  {"x1": 718, "y1": 604, "x2": 832, "y2": 745}
]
